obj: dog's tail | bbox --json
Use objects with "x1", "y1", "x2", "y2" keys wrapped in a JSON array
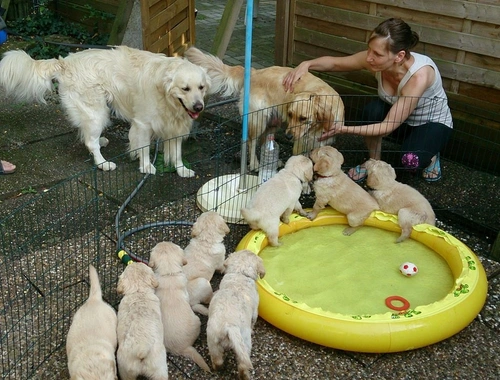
[
  {"x1": 240, "y1": 207, "x2": 259, "y2": 230},
  {"x1": 88, "y1": 264, "x2": 103, "y2": 301},
  {"x1": 184, "y1": 46, "x2": 245, "y2": 97},
  {"x1": 0, "y1": 50, "x2": 61, "y2": 103},
  {"x1": 182, "y1": 346, "x2": 211, "y2": 372},
  {"x1": 226, "y1": 325, "x2": 253, "y2": 378}
]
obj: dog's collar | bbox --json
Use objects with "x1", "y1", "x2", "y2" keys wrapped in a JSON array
[
  {"x1": 315, "y1": 174, "x2": 331, "y2": 179},
  {"x1": 159, "y1": 270, "x2": 183, "y2": 277}
]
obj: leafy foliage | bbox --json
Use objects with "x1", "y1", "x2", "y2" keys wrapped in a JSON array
[{"x1": 6, "y1": 1, "x2": 111, "y2": 59}]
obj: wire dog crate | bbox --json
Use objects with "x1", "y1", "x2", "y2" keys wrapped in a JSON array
[{"x1": 1, "y1": 95, "x2": 498, "y2": 378}]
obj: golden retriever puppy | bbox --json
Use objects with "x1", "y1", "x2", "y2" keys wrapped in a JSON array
[
  {"x1": 66, "y1": 265, "x2": 118, "y2": 380},
  {"x1": 184, "y1": 47, "x2": 344, "y2": 171},
  {"x1": 183, "y1": 211, "x2": 231, "y2": 315},
  {"x1": 116, "y1": 263, "x2": 168, "y2": 380},
  {"x1": 207, "y1": 250, "x2": 266, "y2": 380},
  {"x1": 308, "y1": 146, "x2": 379, "y2": 235},
  {"x1": 365, "y1": 159, "x2": 436, "y2": 242},
  {"x1": 149, "y1": 241, "x2": 211, "y2": 372},
  {"x1": 241, "y1": 155, "x2": 313, "y2": 246},
  {"x1": 0, "y1": 46, "x2": 211, "y2": 177}
]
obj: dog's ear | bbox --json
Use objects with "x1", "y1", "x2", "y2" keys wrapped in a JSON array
[
  {"x1": 116, "y1": 278, "x2": 125, "y2": 295},
  {"x1": 149, "y1": 273, "x2": 159, "y2": 289},
  {"x1": 313, "y1": 157, "x2": 330, "y2": 176},
  {"x1": 148, "y1": 255, "x2": 156, "y2": 270},
  {"x1": 190, "y1": 219, "x2": 202, "y2": 238}
]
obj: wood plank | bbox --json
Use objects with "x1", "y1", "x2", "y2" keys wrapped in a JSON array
[
  {"x1": 295, "y1": 3, "x2": 500, "y2": 58},
  {"x1": 365, "y1": 0, "x2": 500, "y2": 25},
  {"x1": 108, "y1": 0, "x2": 134, "y2": 45}
]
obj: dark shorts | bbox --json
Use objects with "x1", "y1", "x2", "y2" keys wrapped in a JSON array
[{"x1": 360, "y1": 98, "x2": 453, "y2": 169}]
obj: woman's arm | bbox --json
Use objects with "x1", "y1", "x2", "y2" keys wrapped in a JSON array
[
  {"x1": 283, "y1": 51, "x2": 369, "y2": 92},
  {"x1": 320, "y1": 66, "x2": 433, "y2": 139}
]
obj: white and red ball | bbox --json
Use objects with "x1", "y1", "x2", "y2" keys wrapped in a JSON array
[{"x1": 399, "y1": 262, "x2": 418, "y2": 277}]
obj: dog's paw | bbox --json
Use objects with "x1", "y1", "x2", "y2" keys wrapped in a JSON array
[
  {"x1": 98, "y1": 161, "x2": 117, "y2": 171},
  {"x1": 177, "y1": 166, "x2": 195, "y2": 178},
  {"x1": 302, "y1": 182, "x2": 312, "y2": 194},
  {"x1": 140, "y1": 163, "x2": 156, "y2": 175},
  {"x1": 98, "y1": 137, "x2": 109, "y2": 147}
]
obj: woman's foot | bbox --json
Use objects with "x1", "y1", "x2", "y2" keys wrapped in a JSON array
[
  {"x1": 347, "y1": 163, "x2": 368, "y2": 183},
  {"x1": 422, "y1": 153, "x2": 441, "y2": 182},
  {"x1": 0, "y1": 160, "x2": 16, "y2": 175}
]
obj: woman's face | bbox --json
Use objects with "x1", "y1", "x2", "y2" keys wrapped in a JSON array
[{"x1": 365, "y1": 37, "x2": 397, "y2": 71}]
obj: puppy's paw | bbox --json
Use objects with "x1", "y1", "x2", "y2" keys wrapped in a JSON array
[
  {"x1": 301, "y1": 182, "x2": 312, "y2": 194},
  {"x1": 342, "y1": 226, "x2": 359, "y2": 236},
  {"x1": 177, "y1": 166, "x2": 195, "y2": 178},
  {"x1": 98, "y1": 161, "x2": 117, "y2": 171},
  {"x1": 140, "y1": 163, "x2": 156, "y2": 175}
]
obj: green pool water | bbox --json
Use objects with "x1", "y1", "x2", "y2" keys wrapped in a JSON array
[{"x1": 260, "y1": 225, "x2": 454, "y2": 315}]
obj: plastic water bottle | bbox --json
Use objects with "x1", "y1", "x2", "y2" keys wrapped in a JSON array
[{"x1": 258, "y1": 133, "x2": 279, "y2": 184}]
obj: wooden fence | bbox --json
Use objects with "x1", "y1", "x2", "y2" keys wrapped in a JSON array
[
  {"x1": 276, "y1": 0, "x2": 500, "y2": 173},
  {"x1": 43, "y1": 0, "x2": 195, "y2": 56}
]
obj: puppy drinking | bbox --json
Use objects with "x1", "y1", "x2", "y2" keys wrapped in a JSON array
[
  {"x1": 241, "y1": 155, "x2": 313, "y2": 246},
  {"x1": 66, "y1": 265, "x2": 118, "y2": 380},
  {"x1": 149, "y1": 241, "x2": 211, "y2": 372},
  {"x1": 116, "y1": 263, "x2": 169, "y2": 380},
  {"x1": 183, "y1": 211, "x2": 230, "y2": 315},
  {"x1": 207, "y1": 250, "x2": 266, "y2": 380},
  {"x1": 365, "y1": 159, "x2": 436, "y2": 242},
  {"x1": 308, "y1": 146, "x2": 379, "y2": 235}
]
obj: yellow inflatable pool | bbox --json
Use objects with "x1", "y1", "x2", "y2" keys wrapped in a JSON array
[{"x1": 236, "y1": 208, "x2": 488, "y2": 353}]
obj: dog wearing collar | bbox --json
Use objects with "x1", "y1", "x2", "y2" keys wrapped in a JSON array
[
  {"x1": 308, "y1": 146, "x2": 379, "y2": 235},
  {"x1": 241, "y1": 155, "x2": 313, "y2": 246},
  {"x1": 149, "y1": 241, "x2": 211, "y2": 372},
  {"x1": 206, "y1": 250, "x2": 266, "y2": 379}
]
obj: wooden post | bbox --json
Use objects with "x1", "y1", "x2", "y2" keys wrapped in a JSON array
[
  {"x1": 211, "y1": 0, "x2": 244, "y2": 58},
  {"x1": 0, "y1": 0, "x2": 10, "y2": 19},
  {"x1": 491, "y1": 231, "x2": 500, "y2": 262},
  {"x1": 108, "y1": 0, "x2": 135, "y2": 46}
]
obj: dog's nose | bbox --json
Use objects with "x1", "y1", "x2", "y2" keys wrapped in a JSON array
[
  {"x1": 285, "y1": 132, "x2": 294, "y2": 140},
  {"x1": 193, "y1": 102, "x2": 204, "y2": 112}
]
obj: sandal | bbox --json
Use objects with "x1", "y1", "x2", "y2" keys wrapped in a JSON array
[
  {"x1": 0, "y1": 160, "x2": 16, "y2": 175},
  {"x1": 348, "y1": 164, "x2": 367, "y2": 183},
  {"x1": 422, "y1": 153, "x2": 441, "y2": 182}
]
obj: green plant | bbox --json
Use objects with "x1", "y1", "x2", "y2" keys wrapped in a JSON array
[{"x1": 6, "y1": 0, "x2": 110, "y2": 59}]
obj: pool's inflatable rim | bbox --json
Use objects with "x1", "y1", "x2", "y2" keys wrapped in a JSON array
[{"x1": 236, "y1": 208, "x2": 488, "y2": 353}]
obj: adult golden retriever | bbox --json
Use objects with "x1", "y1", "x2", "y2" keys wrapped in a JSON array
[
  {"x1": 0, "y1": 46, "x2": 211, "y2": 177},
  {"x1": 184, "y1": 47, "x2": 344, "y2": 171}
]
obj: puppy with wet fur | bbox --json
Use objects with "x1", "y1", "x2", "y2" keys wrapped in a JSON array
[
  {"x1": 183, "y1": 211, "x2": 230, "y2": 315},
  {"x1": 307, "y1": 146, "x2": 379, "y2": 235},
  {"x1": 207, "y1": 250, "x2": 266, "y2": 380},
  {"x1": 149, "y1": 241, "x2": 211, "y2": 372},
  {"x1": 116, "y1": 263, "x2": 169, "y2": 380},
  {"x1": 66, "y1": 265, "x2": 118, "y2": 380},
  {"x1": 365, "y1": 159, "x2": 436, "y2": 242},
  {"x1": 241, "y1": 155, "x2": 313, "y2": 246}
]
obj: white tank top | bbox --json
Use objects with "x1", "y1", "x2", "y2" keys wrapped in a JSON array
[{"x1": 376, "y1": 53, "x2": 453, "y2": 128}]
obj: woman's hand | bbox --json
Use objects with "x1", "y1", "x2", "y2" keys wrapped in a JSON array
[
  {"x1": 318, "y1": 122, "x2": 343, "y2": 141},
  {"x1": 283, "y1": 62, "x2": 310, "y2": 92}
]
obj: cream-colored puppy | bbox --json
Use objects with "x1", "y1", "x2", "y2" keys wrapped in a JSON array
[
  {"x1": 365, "y1": 159, "x2": 436, "y2": 242},
  {"x1": 308, "y1": 146, "x2": 379, "y2": 235},
  {"x1": 116, "y1": 263, "x2": 168, "y2": 380},
  {"x1": 207, "y1": 250, "x2": 266, "y2": 380},
  {"x1": 183, "y1": 211, "x2": 231, "y2": 315},
  {"x1": 66, "y1": 265, "x2": 118, "y2": 380},
  {"x1": 149, "y1": 242, "x2": 211, "y2": 372},
  {"x1": 241, "y1": 155, "x2": 313, "y2": 246}
]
